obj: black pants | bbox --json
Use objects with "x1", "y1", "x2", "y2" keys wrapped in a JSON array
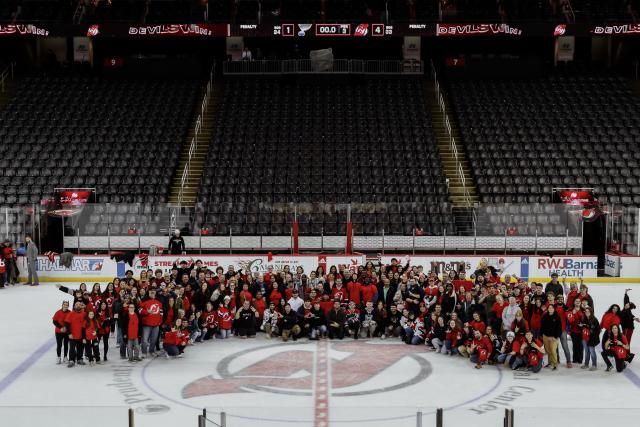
[
  {"x1": 102, "y1": 335, "x2": 109, "y2": 359},
  {"x1": 570, "y1": 332, "x2": 583, "y2": 363},
  {"x1": 203, "y1": 328, "x2": 217, "y2": 340},
  {"x1": 69, "y1": 339, "x2": 84, "y2": 362},
  {"x1": 85, "y1": 339, "x2": 100, "y2": 362},
  {"x1": 347, "y1": 321, "x2": 360, "y2": 338},
  {"x1": 55, "y1": 333, "x2": 69, "y2": 358},
  {"x1": 601, "y1": 350, "x2": 627, "y2": 372},
  {"x1": 329, "y1": 325, "x2": 344, "y2": 339}
]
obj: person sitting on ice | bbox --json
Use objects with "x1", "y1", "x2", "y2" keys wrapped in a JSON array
[{"x1": 469, "y1": 329, "x2": 493, "y2": 369}]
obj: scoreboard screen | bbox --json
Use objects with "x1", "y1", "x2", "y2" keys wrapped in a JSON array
[{"x1": 274, "y1": 23, "x2": 391, "y2": 37}]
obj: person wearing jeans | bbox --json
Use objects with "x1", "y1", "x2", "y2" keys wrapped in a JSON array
[
  {"x1": 125, "y1": 304, "x2": 142, "y2": 362},
  {"x1": 579, "y1": 307, "x2": 601, "y2": 371},
  {"x1": 139, "y1": 289, "x2": 163, "y2": 357}
]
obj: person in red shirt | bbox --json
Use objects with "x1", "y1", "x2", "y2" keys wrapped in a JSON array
[
  {"x1": 139, "y1": 289, "x2": 163, "y2": 358},
  {"x1": 346, "y1": 274, "x2": 362, "y2": 306},
  {"x1": 164, "y1": 318, "x2": 188, "y2": 358},
  {"x1": 469, "y1": 329, "x2": 493, "y2": 369},
  {"x1": 529, "y1": 297, "x2": 544, "y2": 339},
  {"x1": 319, "y1": 293, "x2": 333, "y2": 316},
  {"x1": 200, "y1": 301, "x2": 218, "y2": 341},
  {"x1": 52, "y1": 301, "x2": 70, "y2": 364},
  {"x1": 125, "y1": 303, "x2": 141, "y2": 362},
  {"x1": 601, "y1": 324, "x2": 632, "y2": 372},
  {"x1": 491, "y1": 294, "x2": 508, "y2": 332},
  {"x1": 84, "y1": 310, "x2": 101, "y2": 366},
  {"x1": 65, "y1": 301, "x2": 86, "y2": 367},
  {"x1": 452, "y1": 271, "x2": 473, "y2": 293},
  {"x1": 253, "y1": 291, "x2": 266, "y2": 328},
  {"x1": 216, "y1": 297, "x2": 233, "y2": 339},
  {"x1": 239, "y1": 283, "x2": 253, "y2": 306},
  {"x1": 1, "y1": 241, "x2": 15, "y2": 285},
  {"x1": 600, "y1": 304, "x2": 622, "y2": 352},
  {"x1": 360, "y1": 278, "x2": 378, "y2": 306},
  {"x1": 468, "y1": 312, "x2": 486, "y2": 334},
  {"x1": 330, "y1": 278, "x2": 349, "y2": 304},
  {"x1": 513, "y1": 331, "x2": 545, "y2": 373},
  {"x1": 268, "y1": 282, "x2": 282, "y2": 307}
]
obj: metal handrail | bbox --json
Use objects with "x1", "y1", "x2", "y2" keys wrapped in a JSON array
[
  {"x1": 177, "y1": 63, "x2": 214, "y2": 208},
  {"x1": 430, "y1": 60, "x2": 471, "y2": 208}
]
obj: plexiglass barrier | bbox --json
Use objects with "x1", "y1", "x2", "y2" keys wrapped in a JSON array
[{"x1": 1, "y1": 202, "x2": 634, "y2": 253}]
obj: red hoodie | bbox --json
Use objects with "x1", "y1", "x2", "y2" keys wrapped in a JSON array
[
  {"x1": 84, "y1": 318, "x2": 99, "y2": 341},
  {"x1": 347, "y1": 282, "x2": 362, "y2": 305},
  {"x1": 361, "y1": 284, "x2": 377, "y2": 304},
  {"x1": 127, "y1": 312, "x2": 140, "y2": 340},
  {"x1": 331, "y1": 286, "x2": 348, "y2": 302},
  {"x1": 601, "y1": 312, "x2": 621, "y2": 331},
  {"x1": 65, "y1": 310, "x2": 85, "y2": 340},
  {"x1": 53, "y1": 309, "x2": 69, "y2": 334},
  {"x1": 139, "y1": 298, "x2": 163, "y2": 327},
  {"x1": 472, "y1": 335, "x2": 493, "y2": 362}
]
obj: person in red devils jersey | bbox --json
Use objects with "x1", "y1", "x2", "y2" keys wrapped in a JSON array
[
  {"x1": 53, "y1": 301, "x2": 70, "y2": 364},
  {"x1": 200, "y1": 301, "x2": 218, "y2": 341},
  {"x1": 125, "y1": 303, "x2": 142, "y2": 362},
  {"x1": 512, "y1": 330, "x2": 545, "y2": 373},
  {"x1": 139, "y1": 288, "x2": 163, "y2": 358},
  {"x1": 216, "y1": 296, "x2": 233, "y2": 339}
]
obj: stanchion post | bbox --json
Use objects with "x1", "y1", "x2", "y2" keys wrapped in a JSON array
[
  {"x1": 128, "y1": 408, "x2": 134, "y2": 427},
  {"x1": 436, "y1": 408, "x2": 443, "y2": 427},
  {"x1": 198, "y1": 415, "x2": 205, "y2": 427},
  {"x1": 220, "y1": 411, "x2": 227, "y2": 427},
  {"x1": 416, "y1": 410, "x2": 423, "y2": 427}
]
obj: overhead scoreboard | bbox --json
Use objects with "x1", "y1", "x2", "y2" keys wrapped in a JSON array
[{"x1": 275, "y1": 23, "x2": 392, "y2": 37}]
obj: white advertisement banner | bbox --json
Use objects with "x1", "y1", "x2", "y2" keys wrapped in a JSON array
[
  {"x1": 380, "y1": 255, "x2": 598, "y2": 280},
  {"x1": 18, "y1": 255, "x2": 120, "y2": 282},
  {"x1": 619, "y1": 256, "x2": 640, "y2": 278},
  {"x1": 141, "y1": 254, "x2": 367, "y2": 277},
  {"x1": 604, "y1": 253, "x2": 621, "y2": 277}
]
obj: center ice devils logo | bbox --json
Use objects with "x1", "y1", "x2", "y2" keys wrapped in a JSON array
[{"x1": 182, "y1": 342, "x2": 431, "y2": 398}]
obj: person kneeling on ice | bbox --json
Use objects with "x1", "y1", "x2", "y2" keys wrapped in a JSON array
[
  {"x1": 235, "y1": 300, "x2": 257, "y2": 339},
  {"x1": 602, "y1": 324, "x2": 633, "y2": 372},
  {"x1": 409, "y1": 316, "x2": 425, "y2": 345},
  {"x1": 512, "y1": 331, "x2": 545, "y2": 372},
  {"x1": 444, "y1": 319, "x2": 462, "y2": 356},
  {"x1": 310, "y1": 301, "x2": 328, "y2": 339},
  {"x1": 262, "y1": 301, "x2": 282, "y2": 338},
  {"x1": 281, "y1": 303, "x2": 301, "y2": 341},
  {"x1": 345, "y1": 301, "x2": 361, "y2": 339},
  {"x1": 469, "y1": 329, "x2": 492, "y2": 369},
  {"x1": 497, "y1": 332, "x2": 520, "y2": 367},
  {"x1": 164, "y1": 318, "x2": 188, "y2": 358}
]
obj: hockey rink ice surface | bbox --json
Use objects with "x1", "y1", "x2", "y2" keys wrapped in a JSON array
[{"x1": 1, "y1": 283, "x2": 640, "y2": 427}]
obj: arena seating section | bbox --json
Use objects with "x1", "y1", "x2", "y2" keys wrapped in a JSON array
[
  {"x1": 196, "y1": 76, "x2": 456, "y2": 236},
  {"x1": 448, "y1": 70, "x2": 640, "y2": 236},
  {"x1": 0, "y1": 74, "x2": 197, "y2": 234}
]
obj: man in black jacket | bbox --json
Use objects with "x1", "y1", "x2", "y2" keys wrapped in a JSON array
[
  {"x1": 168, "y1": 229, "x2": 186, "y2": 255},
  {"x1": 282, "y1": 304, "x2": 301, "y2": 342},
  {"x1": 540, "y1": 304, "x2": 562, "y2": 370},
  {"x1": 377, "y1": 277, "x2": 396, "y2": 310},
  {"x1": 328, "y1": 300, "x2": 346, "y2": 339}
]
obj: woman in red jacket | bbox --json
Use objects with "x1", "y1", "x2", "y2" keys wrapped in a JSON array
[
  {"x1": 164, "y1": 318, "x2": 187, "y2": 358},
  {"x1": 96, "y1": 302, "x2": 111, "y2": 362},
  {"x1": 84, "y1": 310, "x2": 101, "y2": 366},
  {"x1": 52, "y1": 301, "x2": 70, "y2": 364}
]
